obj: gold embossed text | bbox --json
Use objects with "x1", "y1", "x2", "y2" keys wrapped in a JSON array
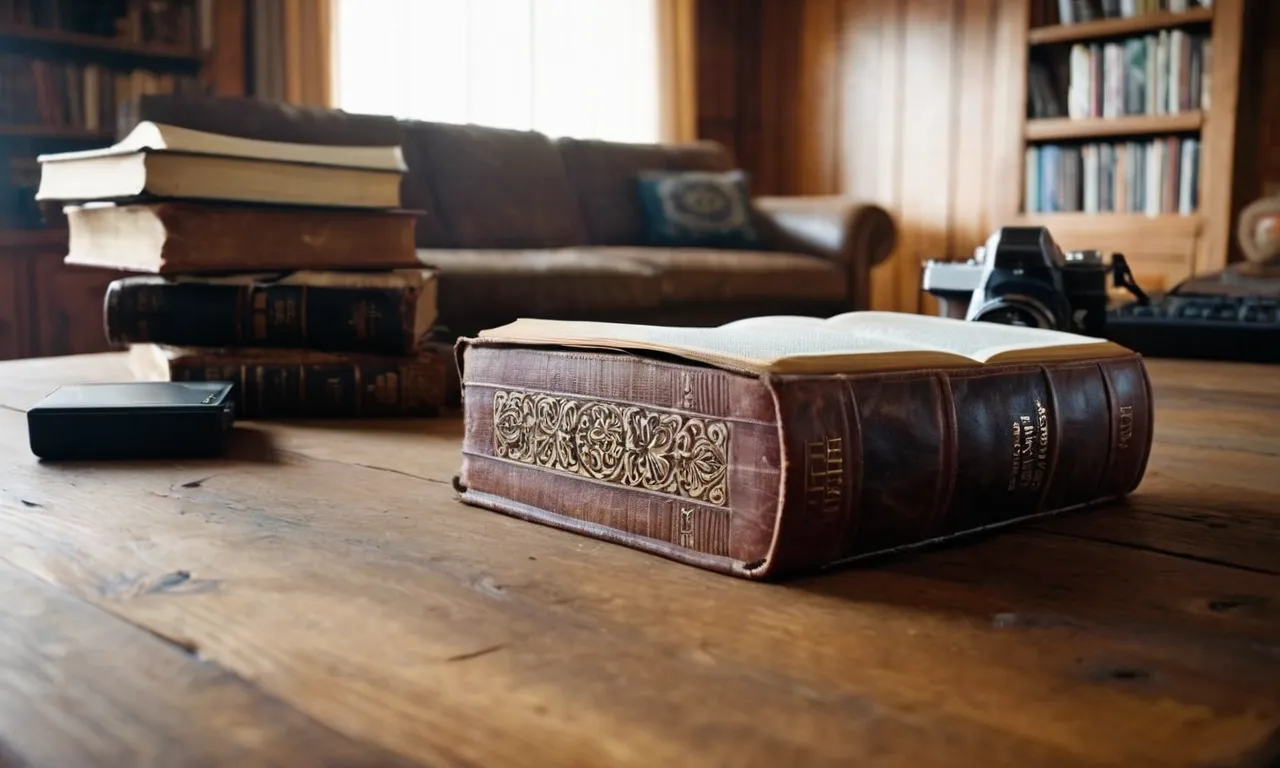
[
  {"x1": 805, "y1": 437, "x2": 844, "y2": 516},
  {"x1": 1118, "y1": 405, "x2": 1133, "y2": 450}
]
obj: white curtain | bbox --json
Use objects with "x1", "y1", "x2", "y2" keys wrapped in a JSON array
[{"x1": 333, "y1": 0, "x2": 663, "y2": 143}]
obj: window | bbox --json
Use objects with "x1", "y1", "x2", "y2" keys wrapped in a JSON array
[{"x1": 333, "y1": 0, "x2": 663, "y2": 143}]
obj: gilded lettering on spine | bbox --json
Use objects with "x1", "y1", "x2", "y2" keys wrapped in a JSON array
[
  {"x1": 1007, "y1": 397, "x2": 1051, "y2": 492},
  {"x1": 804, "y1": 437, "x2": 844, "y2": 516},
  {"x1": 492, "y1": 390, "x2": 730, "y2": 506},
  {"x1": 1117, "y1": 404, "x2": 1133, "y2": 450}
]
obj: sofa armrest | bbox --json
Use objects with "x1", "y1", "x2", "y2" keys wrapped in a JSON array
[{"x1": 753, "y1": 197, "x2": 896, "y2": 310}]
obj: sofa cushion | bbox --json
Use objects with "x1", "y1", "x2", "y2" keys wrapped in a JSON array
[
  {"x1": 636, "y1": 169, "x2": 762, "y2": 248},
  {"x1": 559, "y1": 138, "x2": 737, "y2": 246},
  {"x1": 405, "y1": 121, "x2": 589, "y2": 249},
  {"x1": 418, "y1": 248, "x2": 662, "y2": 321},
  {"x1": 621, "y1": 248, "x2": 847, "y2": 303}
]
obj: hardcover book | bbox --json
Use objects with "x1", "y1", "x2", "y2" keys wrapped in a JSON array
[
  {"x1": 62, "y1": 202, "x2": 420, "y2": 274},
  {"x1": 106, "y1": 270, "x2": 437, "y2": 355},
  {"x1": 455, "y1": 312, "x2": 1154, "y2": 579},
  {"x1": 130, "y1": 343, "x2": 451, "y2": 419},
  {"x1": 36, "y1": 121, "x2": 405, "y2": 208}
]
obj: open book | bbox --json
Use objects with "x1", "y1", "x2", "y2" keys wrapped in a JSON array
[
  {"x1": 477, "y1": 312, "x2": 1133, "y2": 374},
  {"x1": 36, "y1": 122, "x2": 405, "y2": 208}
]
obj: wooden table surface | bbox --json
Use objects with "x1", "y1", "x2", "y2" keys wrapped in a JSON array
[{"x1": 0, "y1": 353, "x2": 1277, "y2": 767}]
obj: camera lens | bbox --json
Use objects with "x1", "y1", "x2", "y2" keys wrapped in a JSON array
[{"x1": 969, "y1": 297, "x2": 1056, "y2": 329}]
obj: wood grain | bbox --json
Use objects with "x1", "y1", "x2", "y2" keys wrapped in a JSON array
[
  {"x1": 947, "y1": 0, "x2": 998, "y2": 265},
  {"x1": 29, "y1": 255, "x2": 125, "y2": 359},
  {"x1": 0, "y1": 251, "x2": 31, "y2": 361},
  {"x1": 1259, "y1": 2, "x2": 1280, "y2": 196},
  {"x1": 1024, "y1": 112, "x2": 1204, "y2": 142},
  {"x1": 1026, "y1": 7, "x2": 1214, "y2": 45},
  {"x1": 0, "y1": 556, "x2": 415, "y2": 767},
  {"x1": 794, "y1": 0, "x2": 842, "y2": 195},
  {"x1": 0, "y1": 353, "x2": 1277, "y2": 767},
  {"x1": 207, "y1": 0, "x2": 246, "y2": 97},
  {"x1": 1197, "y1": 0, "x2": 1246, "y2": 274}
]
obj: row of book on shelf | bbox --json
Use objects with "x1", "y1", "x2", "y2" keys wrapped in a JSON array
[
  {"x1": 0, "y1": 54, "x2": 204, "y2": 132},
  {"x1": 1024, "y1": 137, "x2": 1199, "y2": 215},
  {"x1": 1028, "y1": 30, "x2": 1210, "y2": 119},
  {"x1": 1031, "y1": 0, "x2": 1212, "y2": 26},
  {"x1": 0, "y1": 0, "x2": 212, "y2": 50}
]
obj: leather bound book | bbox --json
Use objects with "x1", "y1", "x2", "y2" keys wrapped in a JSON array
[
  {"x1": 63, "y1": 203, "x2": 419, "y2": 274},
  {"x1": 106, "y1": 270, "x2": 437, "y2": 355},
  {"x1": 129, "y1": 344, "x2": 451, "y2": 419},
  {"x1": 455, "y1": 312, "x2": 1154, "y2": 579}
]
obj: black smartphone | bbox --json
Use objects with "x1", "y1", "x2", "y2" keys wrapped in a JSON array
[{"x1": 27, "y1": 381, "x2": 236, "y2": 460}]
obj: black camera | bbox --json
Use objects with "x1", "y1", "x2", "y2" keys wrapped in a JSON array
[{"x1": 921, "y1": 226, "x2": 1144, "y2": 337}]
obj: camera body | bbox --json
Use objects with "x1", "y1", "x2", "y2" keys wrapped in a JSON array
[{"x1": 921, "y1": 226, "x2": 1113, "y2": 336}]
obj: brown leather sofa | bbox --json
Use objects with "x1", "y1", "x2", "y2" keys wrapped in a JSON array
[{"x1": 128, "y1": 95, "x2": 897, "y2": 335}]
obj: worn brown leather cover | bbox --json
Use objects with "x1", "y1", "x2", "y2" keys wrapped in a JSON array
[
  {"x1": 105, "y1": 271, "x2": 435, "y2": 355},
  {"x1": 131, "y1": 344, "x2": 452, "y2": 419},
  {"x1": 454, "y1": 342, "x2": 1154, "y2": 579},
  {"x1": 64, "y1": 203, "x2": 419, "y2": 274}
]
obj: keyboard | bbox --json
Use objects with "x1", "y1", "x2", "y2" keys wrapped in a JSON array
[{"x1": 1106, "y1": 294, "x2": 1280, "y2": 363}]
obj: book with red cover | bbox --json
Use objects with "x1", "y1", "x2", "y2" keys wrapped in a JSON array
[{"x1": 454, "y1": 312, "x2": 1153, "y2": 579}]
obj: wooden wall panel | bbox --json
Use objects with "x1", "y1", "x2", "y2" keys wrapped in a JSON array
[
  {"x1": 31, "y1": 255, "x2": 124, "y2": 358},
  {"x1": 1248, "y1": 0, "x2": 1280, "y2": 198},
  {"x1": 948, "y1": 0, "x2": 999, "y2": 264},
  {"x1": 896, "y1": 0, "x2": 960, "y2": 313},
  {"x1": 794, "y1": 0, "x2": 843, "y2": 195},
  {"x1": 0, "y1": 254, "x2": 31, "y2": 361},
  {"x1": 207, "y1": 0, "x2": 247, "y2": 97},
  {"x1": 1196, "y1": 0, "x2": 1246, "y2": 274},
  {"x1": 838, "y1": 0, "x2": 904, "y2": 310},
  {"x1": 696, "y1": 0, "x2": 1018, "y2": 311}
]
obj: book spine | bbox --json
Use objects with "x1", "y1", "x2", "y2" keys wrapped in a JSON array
[
  {"x1": 456, "y1": 346, "x2": 1153, "y2": 580},
  {"x1": 165, "y1": 354, "x2": 447, "y2": 418},
  {"x1": 762, "y1": 356, "x2": 1153, "y2": 576},
  {"x1": 106, "y1": 279, "x2": 419, "y2": 355}
]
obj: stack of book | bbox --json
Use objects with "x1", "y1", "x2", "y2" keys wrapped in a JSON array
[{"x1": 34, "y1": 120, "x2": 451, "y2": 419}]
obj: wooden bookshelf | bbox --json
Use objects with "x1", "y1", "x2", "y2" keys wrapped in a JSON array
[
  {"x1": 0, "y1": 1, "x2": 246, "y2": 362},
  {"x1": 0, "y1": 124, "x2": 113, "y2": 141},
  {"x1": 1028, "y1": 7, "x2": 1215, "y2": 45},
  {"x1": 0, "y1": 229, "x2": 66, "y2": 249},
  {"x1": 0, "y1": 23, "x2": 202, "y2": 63},
  {"x1": 1024, "y1": 112, "x2": 1204, "y2": 141},
  {"x1": 1000, "y1": 0, "x2": 1245, "y2": 290}
]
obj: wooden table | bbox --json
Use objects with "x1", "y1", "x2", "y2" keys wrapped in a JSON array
[{"x1": 0, "y1": 354, "x2": 1277, "y2": 767}]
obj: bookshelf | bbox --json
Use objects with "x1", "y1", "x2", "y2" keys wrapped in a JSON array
[
  {"x1": 0, "y1": 0, "x2": 243, "y2": 361},
  {"x1": 1026, "y1": 7, "x2": 1215, "y2": 45},
  {"x1": 1003, "y1": 0, "x2": 1246, "y2": 292},
  {"x1": 0, "y1": 0, "x2": 212, "y2": 231},
  {"x1": 0, "y1": 22, "x2": 206, "y2": 61}
]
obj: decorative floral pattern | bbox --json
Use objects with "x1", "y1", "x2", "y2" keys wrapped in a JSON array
[{"x1": 492, "y1": 390, "x2": 729, "y2": 506}]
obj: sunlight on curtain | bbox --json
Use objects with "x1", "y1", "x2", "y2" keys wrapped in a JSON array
[{"x1": 333, "y1": 0, "x2": 662, "y2": 143}]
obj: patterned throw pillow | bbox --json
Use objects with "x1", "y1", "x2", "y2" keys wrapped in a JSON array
[{"x1": 635, "y1": 169, "x2": 761, "y2": 248}]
